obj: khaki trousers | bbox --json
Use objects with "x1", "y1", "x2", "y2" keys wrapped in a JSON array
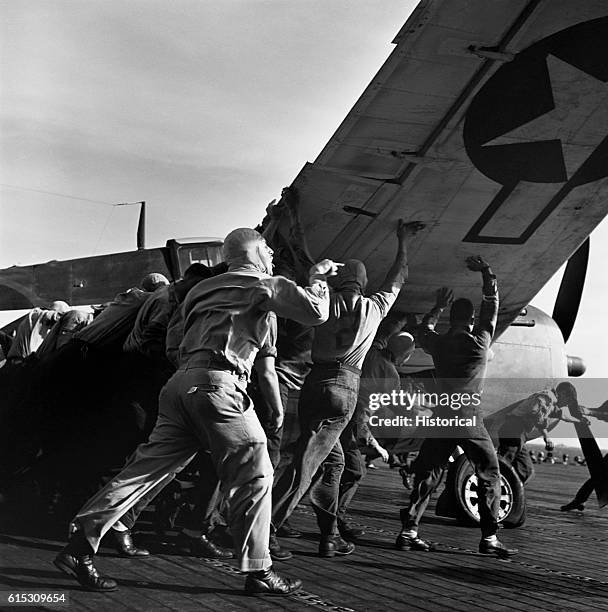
[{"x1": 71, "y1": 364, "x2": 273, "y2": 572}]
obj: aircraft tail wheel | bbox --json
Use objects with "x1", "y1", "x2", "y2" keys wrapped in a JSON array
[{"x1": 451, "y1": 454, "x2": 526, "y2": 528}]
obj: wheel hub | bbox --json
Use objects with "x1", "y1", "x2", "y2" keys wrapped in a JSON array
[{"x1": 462, "y1": 473, "x2": 514, "y2": 522}]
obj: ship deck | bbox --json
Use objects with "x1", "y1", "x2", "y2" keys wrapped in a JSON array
[{"x1": 1, "y1": 461, "x2": 607, "y2": 612}]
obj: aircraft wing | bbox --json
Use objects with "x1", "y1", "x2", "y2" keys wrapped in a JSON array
[{"x1": 286, "y1": 0, "x2": 608, "y2": 336}]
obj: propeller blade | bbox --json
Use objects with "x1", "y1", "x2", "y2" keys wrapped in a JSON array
[{"x1": 552, "y1": 237, "x2": 590, "y2": 342}]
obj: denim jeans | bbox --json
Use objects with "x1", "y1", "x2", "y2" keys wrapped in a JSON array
[
  {"x1": 403, "y1": 429, "x2": 501, "y2": 538},
  {"x1": 337, "y1": 413, "x2": 366, "y2": 524},
  {"x1": 272, "y1": 364, "x2": 360, "y2": 536},
  {"x1": 72, "y1": 362, "x2": 273, "y2": 572}
]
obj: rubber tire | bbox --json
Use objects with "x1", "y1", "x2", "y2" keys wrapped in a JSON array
[{"x1": 450, "y1": 454, "x2": 526, "y2": 528}]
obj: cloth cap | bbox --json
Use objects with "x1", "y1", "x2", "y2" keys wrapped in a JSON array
[
  {"x1": 50, "y1": 300, "x2": 70, "y2": 314},
  {"x1": 387, "y1": 332, "x2": 415, "y2": 364},
  {"x1": 330, "y1": 259, "x2": 367, "y2": 290}
]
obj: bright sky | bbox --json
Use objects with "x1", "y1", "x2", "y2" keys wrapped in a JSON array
[{"x1": 1, "y1": 1, "x2": 607, "y2": 442}]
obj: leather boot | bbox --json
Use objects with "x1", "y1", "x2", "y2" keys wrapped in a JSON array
[
  {"x1": 112, "y1": 529, "x2": 150, "y2": 558},
  {"x1": 53, "y1": 532, "x2": 117, "y2": 592},
  {"x1": 177, "y1": 532, "x2": 233, "y2": 559},
  {"x1": 318, "y1": 535, "x2": 355, "y2": 558},
  {"x1": 245, "y1": 566, "x2": 302, "y2": 595},
  {"x1": 269, "y1": 533, "x2": 292, "y2": 560}
]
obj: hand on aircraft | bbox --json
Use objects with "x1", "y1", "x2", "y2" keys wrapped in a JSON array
[
  {"x1": 265, "y1": 198, "x2": 284, "y2": 220},
  {"x1": 280, "y1": 186, "x2": 299, "y2": 212},
  {"x1": 435, "y1": 287, "x2": 454, "y2": 309},
  {"x1": 309, "y1": 258, "x2": 343, "y2": 279},
  {"x1": 465, "y1": 255, "x2": 490, "y2": 272},
  {"x1": 397, "y1": 219, "x2": 425, "y2": 241}
]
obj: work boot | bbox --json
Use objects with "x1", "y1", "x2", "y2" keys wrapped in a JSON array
[
  {"x1": 318, "y1": 535, "x2": 355, "y2": 558},
  {"x1": 177, "y1": 532, "x2": 233, "y2": 559},
  {"x1": 112, "y1": 529, "x2": 150, "y2": 558},
  {"x1": 53, "y1": 532, "x2": 117, "y2": 592},
  {"x1": 479, "y1": 538, "x2": 518, "y2": 558},
  {"x1": 338, "y1": 519, "x2": 365, "y2": 541},
  {"x1": 560, "y1": 500, "x2": 585, "y2": 512},
  {"x1": 269, "y1": 533, "x2": 292, "y2": 560},
  {"x1": 244, "y1": 566, "x2": 302, "y2": 595},
  {"x1": 395, "y1": 533, "x2": 435, "y2": 551}
]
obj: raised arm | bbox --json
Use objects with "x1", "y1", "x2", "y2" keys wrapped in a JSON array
[
  {"x1": 372, "y1": 312, "x2": 410, "y2": 349},
  {"x1": 418, "y1": 287, "x2": 453, "y2": 354},
  {"x1": 281, "y1": 187, "x2": 315, "y2": 279},
  {"x1": 378, "y1": 220, "x2": 423, "y2": 293},
  {"x1": 466, "y1": 255, "x2": 498, "y2": 340},
  {"x1": 260, "y1": 198, "x2": 281, "y2": 242}
]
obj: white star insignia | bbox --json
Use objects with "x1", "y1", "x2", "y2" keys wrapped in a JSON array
[{"x1": 483, "y1": 54, "x2": 608, "y2": 180}]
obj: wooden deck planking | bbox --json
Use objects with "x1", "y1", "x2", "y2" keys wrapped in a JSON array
[{"x1": 1, "y1": 462, "x2": 607, "y2": 611}]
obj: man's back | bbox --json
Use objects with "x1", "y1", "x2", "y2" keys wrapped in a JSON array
[
  {"x1": 123, "y1": 285, "x2": 176, "y2": 361},
  {"x1": 430, "y1": 329, "x2": 491, "y2": 394},
  {"x1": 180, "y1": 268, "x2": 329, "y2": 376},
  {"x1": 311, "y1": 289, "x2": 397, "y2": 370}
]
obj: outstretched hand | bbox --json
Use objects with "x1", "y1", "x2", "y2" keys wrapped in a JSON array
[
  {"x1": 435, "y1": 287, "x2": 454, "y2": 309},
  {"x1": 265, "y1": 198, "x2": 285, "y2": 221},
  {"x1": 310, "y1": 258, "x2": 344, "y2": 278},
  {"x1": 466, "y1": 255, "x2": 490, "y2": 272}
]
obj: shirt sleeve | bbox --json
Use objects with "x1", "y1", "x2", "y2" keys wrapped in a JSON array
[
  {"x1": 367, "y1": 287, "x2": 400, "y2": 321},
  {"x1": 133, "y1": 294, "x2": 176, "y2": 360},
  {"x1": 256, "y1": 275, "x2": 329, "y2": 326},
  {"x1": 256, "y1": 312, "x2": 278, "y2": 359}
]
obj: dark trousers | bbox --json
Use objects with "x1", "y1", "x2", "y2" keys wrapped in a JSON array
[
  {"x1": 337, "y1": 415, "x2": 365, "y2": 524},
  {"x1": 115, "y1": 351, "x2": 174, "y2": 438},
  {"x1": 497, "y1": 417, "x2": 534, "y2": 484},
  {"x1": 403, "y1": 429, "x2": 501, "y2": 538},
  {"x1": 498, "y1": 437, "x2": 534, "y2": 484},
  {"x1": 570, "y1": 453, "x2": 608, "y2": 505},
  {"x1": 250, "y1": 382, "x2": 290, "y2": 469},
  {"x1": 273, "y1": 385, "x2": 303, "y2": 483},
  {"x1": 272, "y1": 364, "x2": 360, "y2": 536}
]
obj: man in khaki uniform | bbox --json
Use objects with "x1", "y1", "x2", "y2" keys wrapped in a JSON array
[{"x1": 53, "y1": 228, "x2": 338, "y2": 596}]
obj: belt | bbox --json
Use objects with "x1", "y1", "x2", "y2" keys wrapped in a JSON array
[
  {"x1": 312, "y1": 361, "x2": 361, "y2": 376},
  {"x1": 182, "y1": 352, "x2": 247, "y2": 377}
]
